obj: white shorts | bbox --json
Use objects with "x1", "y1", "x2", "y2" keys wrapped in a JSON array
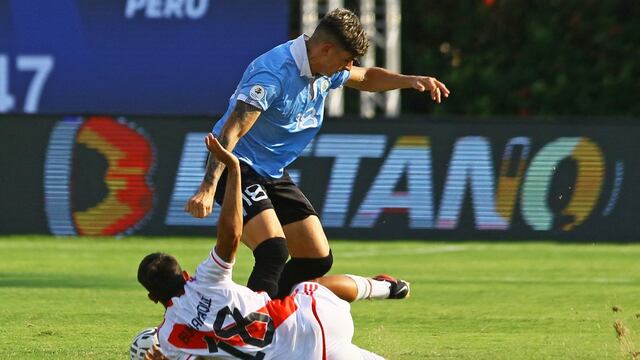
[{"x1": 291, "y1": 282, "x2": 359, "y2": 360}]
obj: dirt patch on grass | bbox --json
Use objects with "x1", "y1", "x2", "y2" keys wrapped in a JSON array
[{"x1": 614, "y1": 319, "x2": 640, "y2": 360}]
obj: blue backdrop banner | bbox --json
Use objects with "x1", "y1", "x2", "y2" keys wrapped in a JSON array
[{"x1": 0, "y1": 0, "x2": 288, "y2": 115}]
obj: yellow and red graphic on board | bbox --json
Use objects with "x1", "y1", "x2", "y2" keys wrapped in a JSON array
[
  {"x1": 73, "y1": 117, "x2": 154, "y2": 235},
  {"x1": 45, "y1": 116, "x2": 155, "y2": 236}
]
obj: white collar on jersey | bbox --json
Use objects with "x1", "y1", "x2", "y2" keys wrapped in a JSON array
[{"x1": 290, "y1": 34, "x2": 314, "y2": 80}]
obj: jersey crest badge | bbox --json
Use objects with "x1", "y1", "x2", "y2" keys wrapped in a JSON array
[
  {"x1": 320, "y1": 79, "x2": 330, "y2": 93},
  {"x1": 250, "y1": 85, "x2": 266, "y2": 101}
]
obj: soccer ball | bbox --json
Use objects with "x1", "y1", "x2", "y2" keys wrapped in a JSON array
[{"x1": 130, "y1": 327, "x2": 159, "y2": 360}]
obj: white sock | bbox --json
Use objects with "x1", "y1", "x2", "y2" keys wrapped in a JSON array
[{"x1": 345, "y1": 275, "x2": 391, "y2": 300}]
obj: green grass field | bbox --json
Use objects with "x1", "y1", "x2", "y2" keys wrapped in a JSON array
[{"x1": 0, "y1": 236, "x2": 639, "y2": 359}]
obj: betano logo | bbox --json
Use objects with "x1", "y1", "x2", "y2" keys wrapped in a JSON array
[
  {"x1": 166, "y1": 133, "x2": 623, "y2": 232},
  {"x1": 44, "y1": 116, "x2": 155, "y2": 236}
]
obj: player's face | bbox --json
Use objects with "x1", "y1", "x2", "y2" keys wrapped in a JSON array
[{"x1": 321, "y1": 44, "x2": 355, "y2": 76}]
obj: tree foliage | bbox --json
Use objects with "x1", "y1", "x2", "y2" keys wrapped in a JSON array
[{"x1": 401, "y1": 0, "x2": 640, "y2": 116}]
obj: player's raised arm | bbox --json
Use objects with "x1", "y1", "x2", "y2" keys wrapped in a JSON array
[
  {"x1": 184, "y1": 101, "x2": 261, "y2": 218},
  {"x1": 345, "y1": 65, "x2": 450, "y2": 103},
  {"x1": 204, "y1": 133, "x2": 243, "y2": 263}
]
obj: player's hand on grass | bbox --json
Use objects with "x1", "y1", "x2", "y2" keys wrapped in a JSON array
[
  {"x1": 144, "y1": 345, "x2": 167, "y2": 360},
  {"x1": 411, "y1": 76, "x2": 450, "y2": 103},
  {"x1": 205, "y1": 133, "x2": 239, "y2": 169}
]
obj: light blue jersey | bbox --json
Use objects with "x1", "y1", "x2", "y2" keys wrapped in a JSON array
[{"x1": 212, "y1": 34, "x2": 350, "y2": 179}]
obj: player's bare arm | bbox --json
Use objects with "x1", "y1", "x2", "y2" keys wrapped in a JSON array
[
  {"x1": 345, "y1": 65, "x2": 450, "y2": 103},
  {"x1": 184, "y1": 101, "x2": 261, "y2": 218},
  {"x1": 204, "y1": 133, "x2": 242, "y2": 262}
]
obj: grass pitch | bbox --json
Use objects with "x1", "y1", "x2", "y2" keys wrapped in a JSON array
[{"x1": 0, "y1": 236, "x2": 639, "y2": 359}]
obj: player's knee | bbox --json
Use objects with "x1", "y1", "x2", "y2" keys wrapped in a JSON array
[
  {"x1": 253, "y1": 237, "x2": 289, "y2": 268},
  {"x1": 316, "y1": 250, "x2": 333, "y2": 277},
  {"x1": 296, "y1": 249, "x2": 334, "y2": 279},
  {"x1": 276, "y1": 250, "x2": 334, "y2": 298}
]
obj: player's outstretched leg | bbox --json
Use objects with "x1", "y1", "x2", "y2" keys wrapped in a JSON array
[
  {"x1": 372, "y1": 274, "x2": 411, "y2": 299},
  {"x1": 316, "y1": 274, "x2": 410, "y2": 303}
]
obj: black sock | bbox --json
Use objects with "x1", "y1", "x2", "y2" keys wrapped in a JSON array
[
  {"x1": 246, "y1": 237, "x2": 288, "y2": 298},
  {"x1": 276, "y1": 250, "x2": 333, "y2": 299}
]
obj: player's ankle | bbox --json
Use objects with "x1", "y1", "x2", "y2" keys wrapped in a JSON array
[{"x1": 346, "y1": 274, "x2": 391, "y2": 300}]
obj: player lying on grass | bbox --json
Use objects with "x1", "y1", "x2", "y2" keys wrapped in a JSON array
[{"x1": 138, "y1": 133, "x2": 410, "y2": 360}]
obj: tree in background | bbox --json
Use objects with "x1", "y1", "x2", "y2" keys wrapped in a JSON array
[
  {"x1": 402, "y1": 0, "x2": 640, "y2": 117},
  {"x1": 289, "y1": 0, "x2": 639, "y2": 117}
]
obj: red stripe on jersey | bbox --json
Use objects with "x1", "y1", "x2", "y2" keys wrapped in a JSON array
[
  {"x1": 310, "y1": 296, "x2": 327, "y2": 360},
  {"x1": 167, "y1": 296, "x2": 297, "y2": 351},
  {"x1": 261, "y1": 295, "x2": 297, "y2": 328},
  {"x1": 210, "y1": 250, "x2": 232, "y2": 270},
  {"x1": 168, "y1": 323, "x2": 246, "y2": 349}
]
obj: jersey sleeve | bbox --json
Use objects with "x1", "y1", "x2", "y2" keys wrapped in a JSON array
[
  {"x1": 329, "y1": 70, "x2": 351, "y2": 89},
  {"x1": 194, "y1": 247, "x2": 235, "y2": 285},
  {"x1": 235, "y1": 66, "x2": 283, "y2": 111}
]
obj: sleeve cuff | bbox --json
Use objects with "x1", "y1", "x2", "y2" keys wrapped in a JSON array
[
  {"x1": 211, "y1": 247, "x2": 235, "y2": 270},
  {"x1": 236, "y1": 94, "x2": 266, "y2": 111}
]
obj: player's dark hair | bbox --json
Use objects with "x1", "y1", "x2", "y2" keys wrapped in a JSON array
[
  {"x1": 137, "y1": 253, "x2": 186, "y2": 305},
  {"x1": 315, "y1": 8, "x2": 369, "y2": 59}
]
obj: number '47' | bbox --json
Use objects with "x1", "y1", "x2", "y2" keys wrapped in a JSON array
[{"x1": 0, "y1": 54, "x2": 54, "y2": 113}]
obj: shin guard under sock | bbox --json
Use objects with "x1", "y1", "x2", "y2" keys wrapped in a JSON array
[
  {"x1": 276, "y1": 250, "x2": 333, "y2": 298},
  {"x1": 246, "y1": 237, "x2": 288, "y2": 298}
]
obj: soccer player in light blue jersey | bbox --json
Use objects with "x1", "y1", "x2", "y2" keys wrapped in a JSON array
[{"x1": 185, "y1": 8, "x2": 449, "y2": 299}]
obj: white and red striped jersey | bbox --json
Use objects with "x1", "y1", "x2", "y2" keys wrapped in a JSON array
[{"x1": 156, "y1": 248, "x2": 332, "y2": 360}]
